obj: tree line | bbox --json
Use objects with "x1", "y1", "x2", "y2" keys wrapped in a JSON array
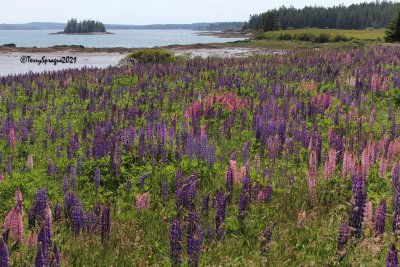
[
  {"x1": 64, "y1": 19, "x2": 106, "y2": 33},
  {"x1": 243, "y1": 1, "x2": 400, "y2": 31}
]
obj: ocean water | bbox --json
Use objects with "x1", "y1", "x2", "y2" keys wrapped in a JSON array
[{"x1": 0, "y1": 29, "x2": 246, "y2": 48}]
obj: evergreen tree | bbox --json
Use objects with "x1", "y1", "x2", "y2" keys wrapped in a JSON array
[{"x1": 385, "y1": 9, "x2": 400, "y2": 42}]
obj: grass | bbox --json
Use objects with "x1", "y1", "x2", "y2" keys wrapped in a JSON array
[{"x1": 258, "y1": 28, "x2": 386, "y2": 41}]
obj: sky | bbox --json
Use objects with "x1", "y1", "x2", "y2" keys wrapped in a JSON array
[{"x1": 1, "y1": 0, "x2": 386, "y2": 24}]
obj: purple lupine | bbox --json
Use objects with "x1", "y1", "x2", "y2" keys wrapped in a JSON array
[
  {"x1": 201, "y1": 194, "x2": 210, "y2": 218},
  {"x1": 348, "y1": 174, "x2": 367, "y2": 238},
  {"x1": 387, "y1": 243, "x2": 399, "y2": 267},
  {"x1": 337, "y1": 221, "x2": 350, "y2": 251},
  {"x1": 260, "y1": 224, "x2": 273, "y2": 255},
  {"x1": 138, "y1": 172, "x2": 150, "y2": 189},
  {"x1": 215, "y1": 192, "x2": 227, "y2": 240},
  {"x1": 35, "y1": 242, "x2": 46, "y2": 267},
  {"x1": 126, "y1": 178, "x2": 132, "y2": 192},
  {"x1": 54, "y1": 201, "x2": 62, "y2": 222},
  {"x1": 64, "y1": 191, "x2": 81, "y2": 220},
  {"x1": 94, "y1": 167, "x2": 101, "y2": 192},
  {"x1": 374, "y1": 199, "x2": 387, "y2": 237},
  {"x1": 45, "y1": 211, "x2": 52, "y2": 248},
  {"x1": 175, "y1": 169, "x2": 183, "y2": 191},
  {"x1": 238, "y1": 170, "x2": 252, "y2": 220},
  {"x1": 225, "y1": 164, "x2": 234, "y2": 203},
  {"x1": 170, "y1": 218, "x2": 183, "y2": 267},
  {"x1": 51, "y1": 244, "x2": 60, "y2": 267},
  {"x1": 71, "y1": 205, "x2": 83, "y2": 236},
  {"x1": 0, "y1": 237, "x2": 9, "y2": 267},
  {"x1": 187, "y1": 212, "x2": 203, "y2": 267},
  {"x1": 69, "y1": 165, "x2": 76, "y2": 191},
  {"x1": 37, "y1": 224, "x2": 48, "y2": 260},
  {"x1": 393, "y1": 191, "x2": 400, "y2": 233},
  {"x1": 101, "y1": 204, "x2": 111, "y2": 242},
  {"x1": 62, "y1": 175, "x2": 68, "y2": 193},
  {"x1": 34, "y1": 188, "x2": 48, "y2": 220},
  {"x1": 161, "y1": 180, "x2": 169, "y2": 202},
  {"x1": 6, "y1": 156, "x2": 12, "y2": 176}
]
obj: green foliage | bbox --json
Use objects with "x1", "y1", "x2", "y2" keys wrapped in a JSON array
[
  {"x1": 64, "y1": 18, "x2": 106, "y2": 33},
  {"x1": 244, "y1": 1, "x2": 400, "y2": 31},
  {"x1": 385, "y1": 9, "x2": 400, "y2": 42},
  {"x1": 118, "y1": 49, "x2": 177, "y2": 65}
]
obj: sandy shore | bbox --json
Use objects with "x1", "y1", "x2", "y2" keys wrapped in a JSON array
[{"x1": 0, "y1": 43, "x2": 285, "y2": 77}]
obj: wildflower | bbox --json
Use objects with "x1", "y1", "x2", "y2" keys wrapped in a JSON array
[
  {"x1": 387, "y1": 243, "x2": 399, "y2": 267},
  {"x1": 0, "y1": 237, "x2": 9, "y2": 267},
  {"x1": 170, "y1": 218, "x2": 183, "y2": 267},
  {"x1": 94, "y1": 167, "x2": 100, "y2": 192},
  {"x1": 337, "y1": 221, "x2": 349, "y2": 251},
  {"x1": 136, "y1": 192, "x2": 151, "y2": 209},
  {"x1": 374, "y1": 199, "x2": 387, "y2": 237},
  {"x1": 35, "y1": 242, "x2": 46, "y2": 267},
  {"x1": 101, "y1": 204, "x2": 110, "y2": 242},
  {"x1": 260, "y1": 224, "x2": 273, "y2": 255}
]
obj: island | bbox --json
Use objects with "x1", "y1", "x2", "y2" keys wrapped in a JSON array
[{"x1": 51, "y1": 19, "x2": 113, "y2": 34}]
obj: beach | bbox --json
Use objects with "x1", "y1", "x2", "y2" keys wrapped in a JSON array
[{"x1": 0, "y1": 43, "x2": 285, "y2": 76}]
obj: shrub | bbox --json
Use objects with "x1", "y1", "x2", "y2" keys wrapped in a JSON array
[
  {"x1": 316, "y1": 33, "x2": 331, "y2": 43},
  {"x1": 330, "y1": 34, "x2": 349, "y2": 42},
  {"x1": 278, "y1": 33, "x2": 293, "y2": 40},
  {"x1": 119, "y1": 49, "x2": 176, "y2": 65},
  {"x1": 296, "y1": 33, "x2": 316, "y2": 42}
]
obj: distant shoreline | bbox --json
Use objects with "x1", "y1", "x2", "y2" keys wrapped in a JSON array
[{"x1": 50, "y1": 31, "x2": 114, "y2": 35}]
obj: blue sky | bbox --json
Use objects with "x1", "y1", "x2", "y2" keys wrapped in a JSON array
[{"x1": 1, "y1": 0, "x2": 388, "y2": 24}]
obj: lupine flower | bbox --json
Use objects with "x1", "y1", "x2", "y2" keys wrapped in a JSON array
[
  {"x1": 260, "y1": 224, "x2": 273, "y2": 255},
  {"x1": 393, "y1": 162, "x2": 400, "y2": 191},
  {"x1": 215, "y1": 192, "x2": 227, "y2": 240},
  {"x1": 379, "y1": 155, "x2": 388, "y2": 179},
  {"x1": 170, "y1": 218, "x2": 183, "y2": 267},
  {"x1": 393, "y1": 191, "x2": 400, "y2": 233},
  {"x1": 0, "y1": 237, "x2": 9, "y2": 267},
  {"x1": 308, "y1": 149, "x2": 317, "y2": 200},
  {"x1": 337, "y1": 221, "x2": 349, "y2": 251},
  {"x1": 101, "y1": 204, "x2": 110, "y2": 243},
  {"x1": 201, "y1": 194, "x2": 210, "y2": 218},
  {"x1": 348, "y1": 173, "x2": 367, "y2": 238},
  {"x1": 94, "y1": 167, "x2": 101, "y2": 192},
  {"x1": 54, "y1": 201, "x2": 62, "y2": 222},
  {"x1": 51, "y1": 244, "x2": 60, "y2": 267},
  {"x1": 126, "y1": 178, "x2": 132, "y2": 192},
  {"x1": 27, "y1": 231, "x2": 37, "y2": 247},
  {"x1": 6, "y1": 156, "x2": 12, "y2": 176},
  {"x1": 257, "y1": 184, "x2": 273, "y2": 202},
  {"x1": 364, "y1": 200, "x2": 373, "y2": 228},
  {"x1": 37, "y1": 224, "x2": 47, "y2": 259},
  {"x1": 136, "y1": 192, "x2": 151, "y2": 209},
  {"x1": 238, "y1": 170, "x2": 252, "y2": 220},
  {"x1": 374, "y1": 199, "x2": 387, "y2": 237},
  {"x1": 387, "y1": 243, "x2": 399, "y2": 267},
  {"x1": 35, "y1": 242, "x2": 46, "y2": 267},
  {"x1": 9, "y1": 128, "x2": 15, "y2": 149},
  {"x1": 161, "y1": 180, "x2": 169, "y2": 202},
  {"x1": 187, "y1": 212, "x2": 203, "y2": 267},
  {"x1": 71, "y1": 205, "x2": 83, "y2": 236},
  {"x1": 225, "y1": 163, "x2": 234, "y2": 202}
]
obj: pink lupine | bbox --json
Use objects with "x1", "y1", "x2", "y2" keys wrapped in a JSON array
[
  {"x1": 27, "y1": 231, "x2": 37, "y2": 247},
  {"x1": 379, "y1": 155, "x2": 388, "y2": 179},
  {"x1": 9, "y1": 128, "x2": 15, "y2": 149},
  {"x1": 369, "y1": 108, "x2": 376, "y2": 127},
  {"x1": 364, "y1": 200, "x2": 373, "y2": 228},
  {"x1": 136, "y1": 192, "x2": 151, "y2": 209},
  {"x1": 2, "y1": 207, "x2": 23, "y2": 244},
  {"x1": 342, "y1": 150, "x2": 356, "y2": 178},
  {"x1": 27, "y1": 154, "x2": 33, "y2": 170},
  {"x1": 388, "y1": 139, "x2": 400, "y2": 162},
  {"x1": 324, "y1": 148, "x2": 337, "y2": 180},
  {"x1": 361, "y1": 148, "x2": 370, "y2": 179}
]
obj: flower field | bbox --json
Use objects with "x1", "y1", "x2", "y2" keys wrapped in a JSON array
[{"x1": 1, "y1": 46, "x2": 400, "y2": 266}]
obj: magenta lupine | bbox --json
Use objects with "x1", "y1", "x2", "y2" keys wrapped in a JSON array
[
  {"x1": 170, "y1": 218, "x2": 183, "y2": 267},
  {"x1": 387, "y1": 243, "x2": 399, "y2": 267},
  {"x1": 374, "y1": 199, "x2": 387, "y2": 237},
  {"x1": 0, "y1": 237, "x2": 9, "y2": 267}
]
